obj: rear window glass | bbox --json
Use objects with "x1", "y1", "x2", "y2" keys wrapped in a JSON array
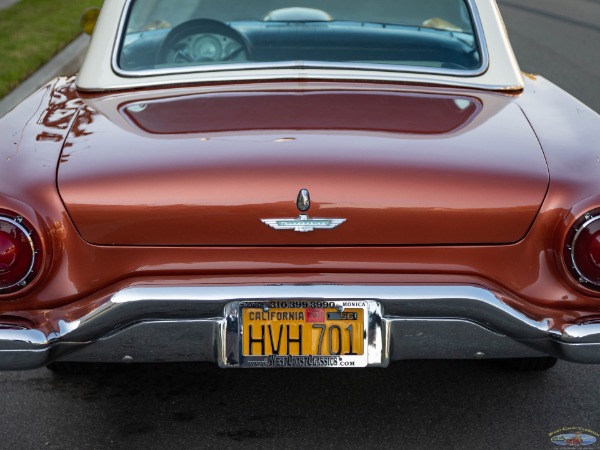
[{"x1": 117, "y1": 0, "x2": 484, "y2": 75}]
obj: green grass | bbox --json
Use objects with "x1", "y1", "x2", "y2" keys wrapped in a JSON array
[{"x1": 0, "y1": 0, "x2": 103, "y2": 98}]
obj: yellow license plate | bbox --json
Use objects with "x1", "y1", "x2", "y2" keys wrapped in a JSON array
[{"x1": 241, "y1": 302, "x2": 364, "y2": 364}]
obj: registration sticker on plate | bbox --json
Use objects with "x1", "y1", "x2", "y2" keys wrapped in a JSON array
[{"x1": 239, "y1": 300, "x2": 370, "y2": 367}]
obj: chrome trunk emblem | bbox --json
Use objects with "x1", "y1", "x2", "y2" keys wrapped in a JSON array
[
  {"x1": 261, "y1": 215, "x2": 346, "y2": 233},
  {"x1": 261, "y1": 189, "x2": 346, "y2": 233},
  {"x1": 297, "y1": 189, "x2": 310, "y2": 212}
]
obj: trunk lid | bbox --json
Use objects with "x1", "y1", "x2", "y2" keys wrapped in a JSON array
[{"x1": 58, "y1": 88, "x2": 548, "y2": 246}]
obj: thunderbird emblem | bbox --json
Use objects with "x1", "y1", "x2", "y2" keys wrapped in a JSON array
[
  {"x1": 262, "y1": 189, "x2": 346, "y2": 232},
  {"x1": 261, "y1": 215, "x2": 346, "y2": 233}
]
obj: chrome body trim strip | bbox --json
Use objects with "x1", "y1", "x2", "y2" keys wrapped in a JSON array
[
  {"x1": 388, "y1": 319, "x2": 544, "y2": 360},
  {"x1": 1, "y1": 284, "x2": 600, "y2": 369},
  {"x1": 563, "y1": 323, "x2": 600, "y2": 343},
  {"x1": 111, "y1": 0, "x2": 489, "y2": 81}
]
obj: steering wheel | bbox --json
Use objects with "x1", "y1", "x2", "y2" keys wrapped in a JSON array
[{"x1": 156, "y1": 19, "x2": 250, "y2": 65}]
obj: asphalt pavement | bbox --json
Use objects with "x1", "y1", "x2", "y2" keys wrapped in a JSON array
[
  {"x1": 499, "y1": 0, "x2": 600, "y2": 112},
  {"x1": 2, "y1": 360, "x2": 599, "y2": 449},
  {"x1": 1, "y1": 0, "x2": 600, "y2": 449}
]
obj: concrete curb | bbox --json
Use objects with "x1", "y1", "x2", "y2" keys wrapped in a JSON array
[
  {"x1": 0, "y1": 34, "x2": 90, "y2": 118},
  {"x1": 0, "y1": 0, "x2": 20, "y2": 10}
]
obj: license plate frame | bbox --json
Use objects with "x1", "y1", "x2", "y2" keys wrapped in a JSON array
[{"x1": 230, "y1": 299, "x2": 384, "y2": 368}]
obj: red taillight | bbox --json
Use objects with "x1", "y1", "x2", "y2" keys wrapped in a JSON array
[
  {"x1": 588, "y1": 230, "x2": 600, "y2": 267},
  {"x1": 0, "y1": 231, "x2": 18, "y2": 271},
  {"x1": 0, "y1": 215, "x2": 39, "y2": 293},
  {"x1": 566, "y1": 211, "x2": 600, "y2": 289}
]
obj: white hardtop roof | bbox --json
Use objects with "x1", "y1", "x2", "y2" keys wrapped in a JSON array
[{"x1": 77, "y1": 0, "x2": 524, "y2": 92}]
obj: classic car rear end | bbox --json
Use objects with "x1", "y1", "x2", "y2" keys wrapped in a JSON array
[{"x1": 1, "y1": 0, "x2": 600, "y2": 371}]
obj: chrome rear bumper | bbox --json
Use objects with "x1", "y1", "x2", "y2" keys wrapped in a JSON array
[{"x1": 1, "y1": 285, "x2": 599, "y2": 370}]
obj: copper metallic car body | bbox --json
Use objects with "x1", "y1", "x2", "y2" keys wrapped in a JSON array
[{"x1": 2, "y1": 0, "x2": 600, "y2": 370}]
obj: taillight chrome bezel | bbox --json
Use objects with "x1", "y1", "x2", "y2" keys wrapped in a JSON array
[
  {"x1": 565, "y1": 209, "x2": 600, "y2": 290},
  {"x1": 0, "y1": 214, "x2": 40, "y2": 293}
]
